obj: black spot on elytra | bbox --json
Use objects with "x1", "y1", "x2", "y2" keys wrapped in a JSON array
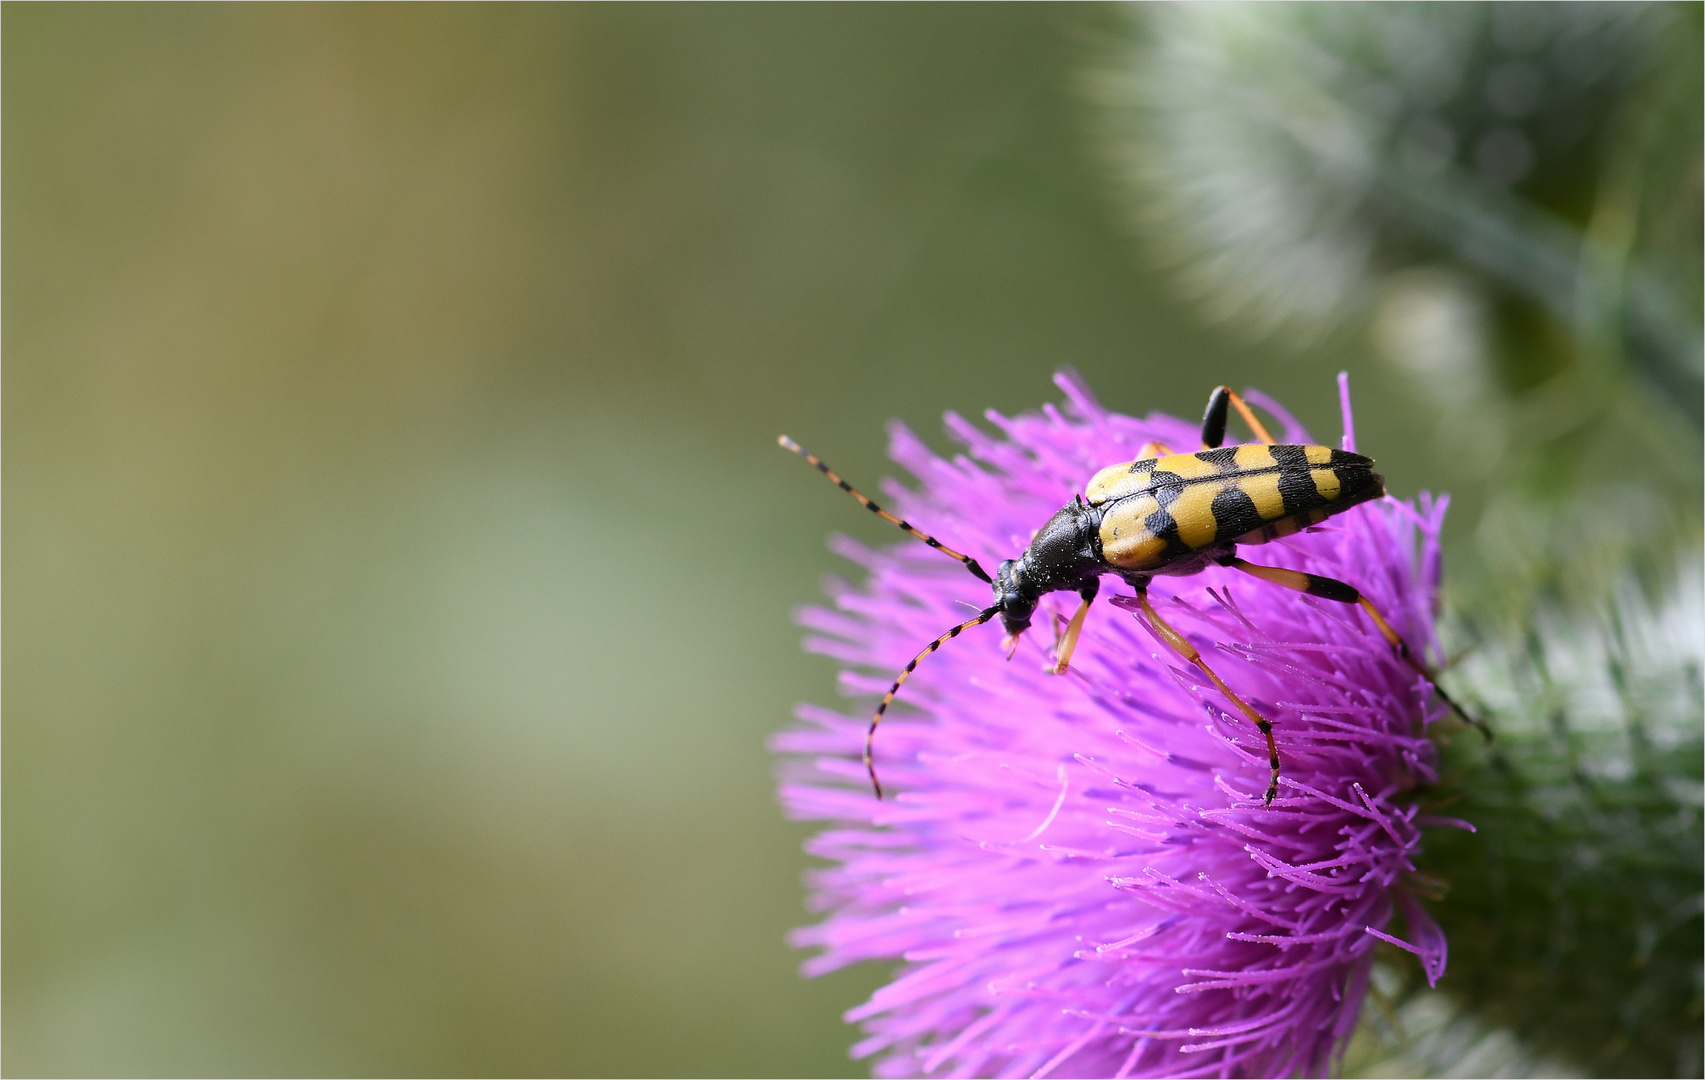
[
  {"x1": 1194, "y1": 446, "x2": 1239, "y2": 470},
  {"x1": 1210, "y1": 485, "x2": 1262, "y2": 540},
  {"x1": 1150, "y1": 472, "x2": 1185, "y2": 507},
  {"x1": 1277, "y1": 468, "x2": 1321, "y2": 516},
  {"x1": 1144, "y1": 506, "x2": 1179, "y2": 545}
]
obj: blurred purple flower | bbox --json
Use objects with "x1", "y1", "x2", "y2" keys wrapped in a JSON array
[{"x1": 774, "y1": 374, "x2": 1462, "y2": 1079}]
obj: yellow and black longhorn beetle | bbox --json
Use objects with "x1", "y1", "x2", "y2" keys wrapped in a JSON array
[{"x1": 781, "y1": 385, "x2": 1480, "y2": 804}]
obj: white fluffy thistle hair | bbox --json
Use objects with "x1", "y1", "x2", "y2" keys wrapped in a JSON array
[
  {"x1": 1093, "y1": 4, "x2": 1668, "y2": 327},
  {"x1": 1089, "y1": 2, "x2": 1699, "y2": 424}
]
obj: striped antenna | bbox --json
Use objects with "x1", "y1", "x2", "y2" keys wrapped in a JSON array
[
  {"x1": 864, "y1": 605, "x2": 1002, "y2": 799},
  {"x1": 779, "y1": 435, "x2": 993, "y2": 584}
]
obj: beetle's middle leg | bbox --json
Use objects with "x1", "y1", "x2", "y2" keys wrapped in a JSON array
[
  {"x1": 1134, "y1": 585, "x2": 1281, "y2": 804},
  {"x1": 1049, "y1": 580, "x2": 1100, "y2": 675},
  {"x1": 1222, "y1": 557, "x2": 1491, "y2": 740}
]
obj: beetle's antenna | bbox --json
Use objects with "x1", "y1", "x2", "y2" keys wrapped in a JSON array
[
  {"x1": 865, "y1": 604, "x2": 1002, "y2": 799},
  {"x1": 1429, "y1": 679, "x2": 1494, "y2": 742},
  {"x1": 779, "y1": 435, "x2": 993, "y2": 584}
]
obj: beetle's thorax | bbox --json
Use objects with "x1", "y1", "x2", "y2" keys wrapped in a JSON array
[{"x1": 993, "y1": 497, "x2": 1103, "y2": 635}]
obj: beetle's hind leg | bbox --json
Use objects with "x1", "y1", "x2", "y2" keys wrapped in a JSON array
[
  {"x1": 1134, "y1": 586, "x2": 1281, "y2": 804},
  {"x1": 1049, "y1": 580, "x2": 1100, "y2": 675},
  {"x1": 1222, "y1": 557, "x2": 1491, "y2": 740},
  {"x1": 1200, "y1": 386, "x2": 1278, "y2": 448}
]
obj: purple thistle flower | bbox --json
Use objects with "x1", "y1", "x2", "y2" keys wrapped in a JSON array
[{"x1": 774, "y1": 374, "x2": 1462, "y2": 1079}]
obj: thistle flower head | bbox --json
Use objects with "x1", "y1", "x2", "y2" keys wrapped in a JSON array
[{"x1": 775, "y1": 374, "x2": 1462, "y2": 1078}]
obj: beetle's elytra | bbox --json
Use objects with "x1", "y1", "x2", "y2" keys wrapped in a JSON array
[{"x1": 782, "y1": 384, "x2": 1480, "y2": 805}]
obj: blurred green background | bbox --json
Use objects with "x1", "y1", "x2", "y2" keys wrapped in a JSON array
[{"x1": 3, "y1": 5, "x2": 1697, "y2": 1077}]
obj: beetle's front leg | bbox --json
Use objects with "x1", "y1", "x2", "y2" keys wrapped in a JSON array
[
  {"x1": 1049, "y1": 580, "x2": 1100, "y2": 675},
  {"x1": 1134, "y1": 440, "x2": 1177, "y2": 460}
]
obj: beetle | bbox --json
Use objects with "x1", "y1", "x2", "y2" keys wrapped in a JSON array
[{"x1": 781, "y1": 385, "x2": 1480, "y2": 804}]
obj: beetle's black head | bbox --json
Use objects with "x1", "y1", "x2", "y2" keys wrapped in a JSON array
[
  {"x1": 994, "y1": 559, "x2": 1039, "y2": 637},
  {"x1": 994, "y1": 499, "x2": 1105, "y2": 638}
]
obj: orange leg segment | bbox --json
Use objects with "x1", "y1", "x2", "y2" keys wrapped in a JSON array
[
  {"x1": 1224, "y1": 558, "x2": 1490, "y2": 740},
  {"x1": 1049, "y1": 584, "x2": 1099, "y2": 675},
  {"x1": 1135, "y1": 587, "x2": 1281, "y2": 804}
]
